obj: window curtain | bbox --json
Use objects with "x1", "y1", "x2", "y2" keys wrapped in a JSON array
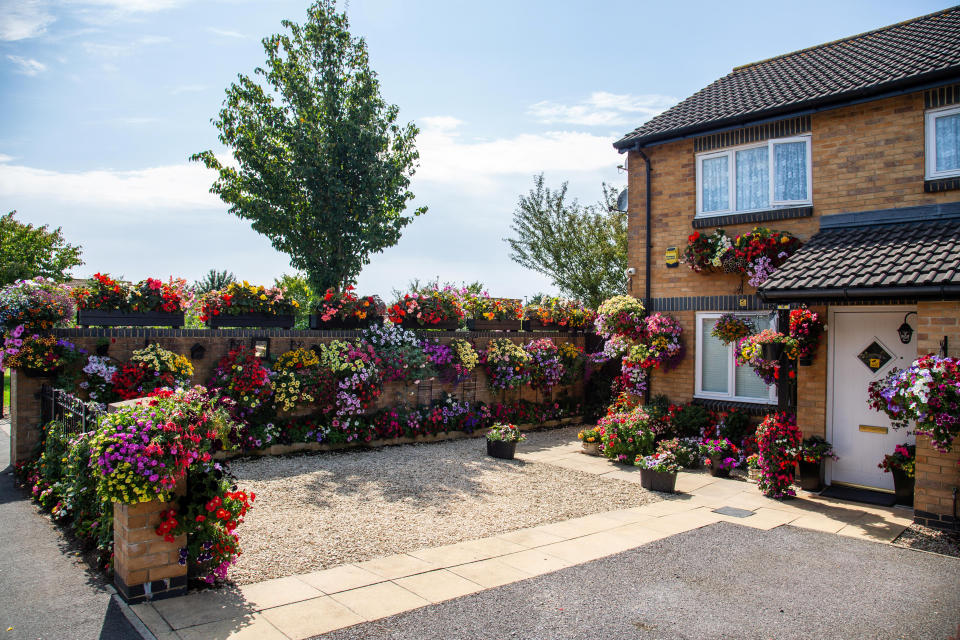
[
  {"x1": 701, "y1": 156, "x2": 729, "y2": 212},
  {"x1": 700, "y1": 319, "x2": 729, "y2": 393},
  {"x1": 936, "y1": 113, "x2": 960, "y2": 173},
  {"x1": 773, "y1": 142, "x2": 807, "y2": 201},
  {"x1": 736, "y1": 147, "x2": 769, "y2": 211}
]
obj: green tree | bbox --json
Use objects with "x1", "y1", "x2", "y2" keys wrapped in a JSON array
[
  {"x1": 0, "y1": 211, "x2": 83, "y2": 285},
  {"x1": 191, "y1": 0, "x2": 425, "y2": 294},
  {"x1": 194, "y1": 269, "x2": 236, "y2": 295},
  {"x1": 274, "y1": 272, "x2": 313, "y2": 328},
  {"x1": 505, "y1": 175, "x2": 626, "y2": 308}
]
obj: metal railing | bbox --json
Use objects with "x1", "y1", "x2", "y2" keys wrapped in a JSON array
[{"x1": 40, "y1": 385, "x2": 105, "y2": 434}]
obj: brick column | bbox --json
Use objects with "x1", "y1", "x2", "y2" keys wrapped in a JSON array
[
  {"x1": 10, "y1": 370, "x2": 50, "y2": 465},
  {"x1": 112, "y1": 478, "x2": 187, "y2": 603}
]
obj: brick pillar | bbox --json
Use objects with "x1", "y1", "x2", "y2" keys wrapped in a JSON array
[
  {"x1": 796, "y1": 305, "x2": 828, "y2": 439},
  {"x1": 112, "y1": 478, "x2": 187, "y2": 603},
  {"x1": 913, "y1": 300, "x2": 960, "y2": 529},
  {"x1": 10, "y1": 371, "x2": 50, "y2": 465}
]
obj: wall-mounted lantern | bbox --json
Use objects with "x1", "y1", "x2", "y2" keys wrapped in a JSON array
[
  {"x1": 189, "y1": 343, "x2": 206, "y2": 360},
  {"x1": 897, "y1": 311, "x2": 917, "y2": 344}
]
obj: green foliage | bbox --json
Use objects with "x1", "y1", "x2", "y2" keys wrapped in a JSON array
[
  {"x1": 506, "y1": 175, "x2": 626, "y2": 308},
  {"x1": 670, "y1": 404, "x2": 712, "y2": 438},
  {"x1": 194, "y1": 269, "x2": 236, "y2": 295},
  {"x1": 0, "y1": 211, "x2": 83, "y2": 285},
  {"x1": 274, "y1": 273, "x2": 313, "y2": 328},
  {"x1": 191, "y1": 0, "x2": 425, "y2": 293}
]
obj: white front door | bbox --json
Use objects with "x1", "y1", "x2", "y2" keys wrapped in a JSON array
[{"x1": 828, "y1": 308, "x2": 916, "y2": 490}]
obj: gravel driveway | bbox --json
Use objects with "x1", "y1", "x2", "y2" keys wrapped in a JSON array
[
  {"x1": 314, "y1": 522, "x2": 960, "y2": 640},
  {"x1": 228, "y1": 427, "x2": 659, "y2": 584}
]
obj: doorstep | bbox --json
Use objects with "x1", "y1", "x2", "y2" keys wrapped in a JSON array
[{"x1": 131, "y1": 454, "x2": 913, "y2": 639}]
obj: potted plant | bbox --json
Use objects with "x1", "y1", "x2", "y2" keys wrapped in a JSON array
[
  {"x1": 578, "y1": 427, "x2": 601, "y2": 456},
  {"x1": 311, "y1": 286, "x2": 385, "y2": 330},
  {"x1": 746, "y1": 454, "x2": 761, "y2": 483},
  {"x1": 634, "y1": 451, "x2": 682, "y2": 493},
  {"x1": 486, "y1": 422, "x2": 526, "y2": 459},
  {"x1": 756, "y1": 412, "x2": 802, "y2": 499},
  {"x1": 199, "y1": 281, "x2": 298, "y2": 328},
  {"x1": 73, "y1": 274, "x2": 190, "y2": 327},
  {"x1": 796, "y1": 435, "x2": 836, "y2": 492},
  {"x1": 699, "y1": 438, "x2": 739, "y2": 477},
  {"x1": 525, "y1": 298, "x2": 596, "y2": 332},
  {"x1": 387, "y1": 286, "x2": 464, "y2": 331},
  {"x1": 654, "y1": 437, "x2": 700, "y2": 469},
  {"x1": 710, "y1": 313, "x2": 755, "y2": 346},
  {"x1": 878, "y1": 443, "x2": 916, "y2": 506},
  {"x1": 789, "y1": 308, "x2": 825, "y2": 366},
  {"x1": 465, "y1": 294, "x2": 524, "y2": 331}
]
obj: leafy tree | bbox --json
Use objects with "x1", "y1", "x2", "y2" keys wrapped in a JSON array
[
  {"x1": 194, "y1": 269, "x2": 236, "y2": 295},
  {"x1": 274, "y1": 273, "x2": 313, "y2": 328},
  {"x1": 0, "y1": 211, "x2": 83, "y2": 285},
  {"x1": 506, "y1": 175, "x2": 626, "y2": 308},
  {"x1": 191, "y1": 0, "x2": 425, "y2": 294}
]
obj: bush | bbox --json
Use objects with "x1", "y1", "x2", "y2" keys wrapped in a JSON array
[
  {"x1": 669, "y1": 403, "x2": 711, "y2": 439},
  {"x1": 716, "y1": 408, "x2": 753, "y2": 447},
  {"x1": 597, "y1": 406, "x2": 656, "y2": 463}
]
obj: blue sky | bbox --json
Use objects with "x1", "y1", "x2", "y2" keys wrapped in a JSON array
[{"x1": 0, "y1": 0, "x2": 950, "y2": 299}]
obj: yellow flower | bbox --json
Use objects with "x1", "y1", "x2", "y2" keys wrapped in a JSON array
[{"x1": 259, "y1": 294, "x2": 267, "y2": 300}]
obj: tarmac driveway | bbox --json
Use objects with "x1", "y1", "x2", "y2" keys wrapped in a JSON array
[{"x1": 314, "y1": 521, "x2": 960, "y2": 640}]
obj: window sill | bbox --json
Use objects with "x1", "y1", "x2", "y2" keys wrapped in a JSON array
[
  {"x1": 692, "y1": 397, "x2": 776, "y2": 416},
  {"x1": 692, "y1": 206, "x2": 813, "y2": 229},
  {"x1": 924, "y1": 176, "x2": 960, "y2": 193}
]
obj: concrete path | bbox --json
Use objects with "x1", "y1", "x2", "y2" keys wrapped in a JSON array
[
  {"x1": 132, "y1": 438, "x2": 918, "y2": 639},
  {"x1": 0, "y1": 420, "x2": 144, "y2": 640},
  {"x1": 313, "y1": 522, "x2": 960, "y2": 640}
]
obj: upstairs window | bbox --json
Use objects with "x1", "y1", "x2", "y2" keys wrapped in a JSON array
[
  {"x1": 926, "y1": 105, "x2": 960, "y2": 179},
  {"x1": 696, "y1": 136, "x2": 812, "y2": 217}
]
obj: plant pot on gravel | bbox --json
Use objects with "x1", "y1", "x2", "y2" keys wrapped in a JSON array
[{"x1": 485, "y1": 422, "x2": 525, "y2": 460}]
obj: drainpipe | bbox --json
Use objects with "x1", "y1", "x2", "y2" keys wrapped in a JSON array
[{"x1": 633, "y1": 147, "x2": 653, "y2": 404}]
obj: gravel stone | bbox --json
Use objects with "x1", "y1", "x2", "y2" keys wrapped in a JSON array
[
  {"x1": 893, "y1": 522, "x2": 960, "y2": 558},
  {"x1": 314, "y1": 522, "x2": 960, "y2": 640},
  {"x1": 228, "y1": 427, "x2": 660, "y2": 584}
]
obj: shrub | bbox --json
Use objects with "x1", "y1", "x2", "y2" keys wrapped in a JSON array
[{"x1": 669, "y1": 403, "x2": 712, "y2": 439}]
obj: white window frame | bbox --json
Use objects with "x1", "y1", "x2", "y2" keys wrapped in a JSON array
[
  {"x1": 694, "y1": 311, "x2": 778, "y2": 404},
  {"x1": 695, "y1": 135, "x2": 813, "y2": 217},
  {"x1": 925, "y1": 105, "x2": 960, "y2": 180}
]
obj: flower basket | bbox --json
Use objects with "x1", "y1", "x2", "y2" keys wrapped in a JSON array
[
  {"x1": 401, "y1": 318, "x2": 460, "y2": 331},
  {"x1": 582, "y1": 442, "x2": 600, "y2": 456},
  {"x1": 526, "y1": 318, "x2": 569, "y2": 332},
  {"x1": 639, "y1": 469, "x2": 678, "y2": 493},
  {"x1": 486, "y1": 439, "x2": 517, "y2": 460},
  {"x1": 761, "y1": 342, "x2": 784, "y2": 361},
  {"x1": 77, "y1": 310, "x2": 185, "y2": 328},
  {"x1": 207, "y1": 313, "x2": 295, "y2": 329},
  {"x1": 797, "y1": 460, "x2": 823, "y2": 491},
  {"x1": 891, "y1": 468, "x2": 914, "y2": 506},
  {"x1": 308, "y1": 315, "x2": 374, "y2": 330},
  {"x1": 467, "y1": 319, "x2": 523, "y2": 332}
]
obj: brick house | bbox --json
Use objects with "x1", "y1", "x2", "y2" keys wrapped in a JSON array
[{"x1": 614, "y1": 8, "x2": 960, "y2": 528}]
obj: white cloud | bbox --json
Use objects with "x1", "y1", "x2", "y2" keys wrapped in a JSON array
[
  {"x1": 6, "y1": 55, "x2": 47, "y2": 76},
  {"x1": 0, "y1": 154, "x2": 13, "y2": 163},
  {"x1": 207, "y1": 27, "x2": 246, "y2": 39},
  {"x1": 82, "y1": 34, "x2": 170, "y2": 58},
  {"x1": 0, "y1": 161, "x2": 224, "y2": 210},
  {"x1": 414, "y1": 117, "x2": 617, "y2": 190},
  {"x1": 0, "y1": 0, "x2": 54, "y2": 41},
  {"x1": 528, "y1": 91, "x2": 677, "y2": 126},
  {"x1": 63, "y1": 0, "x2": 186, "y2": 13}
]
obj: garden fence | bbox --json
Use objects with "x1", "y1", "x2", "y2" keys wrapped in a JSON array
[{"x1": 40, "y1": 385, "x2": 105, "y2": 435}]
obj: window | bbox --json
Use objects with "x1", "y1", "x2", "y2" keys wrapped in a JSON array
[
  {"x1": 695, "y1": 312, "x2": 777, "y2": 403},
  {"x1": 696, "y1": 136, "x2": 812, "y2": 216},
  {"x1": 925, "y1": 105, "x2": 960, "y2": 179}
]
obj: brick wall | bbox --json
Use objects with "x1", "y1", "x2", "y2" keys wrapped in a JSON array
[{"x1": 914, "y1": 301, "x2": 960, "y2": 529}]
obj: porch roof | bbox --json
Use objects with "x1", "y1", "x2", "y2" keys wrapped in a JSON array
[{"x1": 757, "y1": 204, "x2": 960, "y2": 302}]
